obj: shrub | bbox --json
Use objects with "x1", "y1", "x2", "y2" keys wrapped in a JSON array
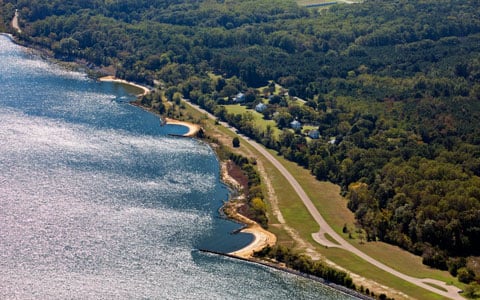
[
  {"x1": 232, "y1": 137, "x2": 240, "y2": 147},
  {"x1": 457, "y1": 267, "x2": 475, "y2": 283}
]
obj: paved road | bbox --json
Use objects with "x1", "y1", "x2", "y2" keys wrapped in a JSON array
[{"x1": 185, "y1": 100, "x2": 463, "y2": 300}]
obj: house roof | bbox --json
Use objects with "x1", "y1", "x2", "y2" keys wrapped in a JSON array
[
  {"x1": 290, "y1": 120, "x2": 301, "y2": 128},
  {"x1": 233, "y1": 92, "x2": 245, "y2": 102}
]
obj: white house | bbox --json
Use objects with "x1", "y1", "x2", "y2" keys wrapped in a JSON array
[
  {"x1": 255, "y1": 103, "x2": 267, "y2": 112},
  {"x1": 233, "y1": 92, "x2": 245, "y2": 103},
  {"x1": 290, "y1": 120, "x2": 301, "y2": 130}
]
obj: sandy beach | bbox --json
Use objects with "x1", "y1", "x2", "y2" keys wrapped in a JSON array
[
  {"x1": 99, "y1": 76, "x2": 150, "y2": 97},
  {"x1": 228, "y1": 217, "x2": 277, "y2": 259},
  {"x1": 165, "y1": 118, "x2": 201, "y2": 137}
]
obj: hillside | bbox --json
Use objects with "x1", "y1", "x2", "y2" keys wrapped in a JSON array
[{"x1": 3, "y1": 0, "x2": 479, "y2": 288}]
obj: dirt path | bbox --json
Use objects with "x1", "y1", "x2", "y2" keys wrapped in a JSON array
[
  {"x1": 184, "y1": 100, "x2": 463, "y2": 300},
  {"x1": 11, "y1": 10, "x2": 21, "y2": 33}
]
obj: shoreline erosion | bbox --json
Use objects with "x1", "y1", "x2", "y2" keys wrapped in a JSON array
[
  {"x1": 0, "y1": 32, "x2": 283, "y2": 264},
  {"x1": 220, "y1": 162, "x2": 277, "y2": 259},
  {"x1": 2, "y1": 31, "x2": 271, "y2": 274}
]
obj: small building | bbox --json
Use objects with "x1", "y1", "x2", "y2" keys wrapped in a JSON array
[
  {"x1": 290, "y1": 120, "x2": 302, "y2": 130},
  {"x1": 308, "y1": 129, "x2": 320, "y2": 139},
  {"x1": 255, "y1": 103, "x2": 267, "y2": 112},
  {"x1": 233, "y1": 92, "x2": 245, "y2": 103}
]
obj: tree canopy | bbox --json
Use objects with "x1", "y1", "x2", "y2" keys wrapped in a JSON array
[{"x1": 3, "y1": 0, "x2": 479, "y2": 276}]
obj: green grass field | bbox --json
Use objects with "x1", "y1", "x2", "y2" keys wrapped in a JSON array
[{"x1": 224, "y1": 104, "x2": 281, "y2": 138}]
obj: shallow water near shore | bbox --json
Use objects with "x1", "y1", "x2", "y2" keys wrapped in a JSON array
[{"x1": 0, "y1": 34, "x2": 355, "y2": 299}]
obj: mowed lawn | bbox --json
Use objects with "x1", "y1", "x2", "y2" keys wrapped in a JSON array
[
  {"x1": 224, "y1": 104, "x2": 281, "y2": 138},
  {"x1": 267, "y1": 148, "x2": 462, "y2": 297}
]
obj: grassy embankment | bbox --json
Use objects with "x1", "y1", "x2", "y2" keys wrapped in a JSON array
[
  {"x1": 270, "y1": 151, "x2": 464, "y2": 297},
  {"x1": 174, "y1": 99, "x2": 463, "y2": 300}
]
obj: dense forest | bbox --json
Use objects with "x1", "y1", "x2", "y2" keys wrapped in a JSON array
[{"x1": 2, "y1": 0, "x2": 479, "y2": 282}]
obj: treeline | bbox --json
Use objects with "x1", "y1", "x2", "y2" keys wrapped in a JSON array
[
  {"x1": 255, "y1": 245, "x2": 398, "y2": 299},
  {"x1": 254, "y1": 245, "x2": 354, "y2": 288},
  {"x1": 3, "y1": 0, "x2": 479, "y2": 278},
  {"x1": 8, "y1": 0, "x2": 480, "y2": 91},
  {"x1": 0, "y1": 0, "x2": 14, "y2": 32},
  {"x1": 253, "y1": 245, "x2": 395, "y2": 299}
]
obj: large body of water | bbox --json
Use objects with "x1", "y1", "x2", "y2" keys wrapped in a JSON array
[{"x1": 0, "y1": 35, "x2": 354, "y2": 299}]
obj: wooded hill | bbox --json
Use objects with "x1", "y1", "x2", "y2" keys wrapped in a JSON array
[{"x1": 2, "y1": 0, "x2": 479, "y2": 282}]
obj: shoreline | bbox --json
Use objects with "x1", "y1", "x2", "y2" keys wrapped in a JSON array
[
  {"x1": 135, "y1": 100, "x2": 271, "y2": 254},
  {"x1": 99, "y1": 77, "x2": 200, "y2": 138},
  {"x1": 228, "y1": 222, "x2": 276, "y2": 258},
  {"x1": 220, "y1": 162, "x2": 277, "y2": 259},
  {"x1": 164, "y1": 118, "x2": 201, "y2": 137},
  {"x1": 0, "y1": 32, "x2": 14, "y2": 40},
  {"x1": 199, "y1": 249, "x2": 373, "y2": 300},
  {"x1": 98, "y1": 76, "x2": 151, "y2": 97},
  {"x1": 2, "y1": 30, "x2": 268, "y2": 275}
]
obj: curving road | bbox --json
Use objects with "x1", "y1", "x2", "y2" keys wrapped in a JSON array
[{"x1": 185, "y1": 100, "x2": 463, "y2": 300}]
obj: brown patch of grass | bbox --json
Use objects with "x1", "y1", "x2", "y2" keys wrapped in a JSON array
[{"x1": 226, "y1": 161, "x2": 249, "y2": 191}]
